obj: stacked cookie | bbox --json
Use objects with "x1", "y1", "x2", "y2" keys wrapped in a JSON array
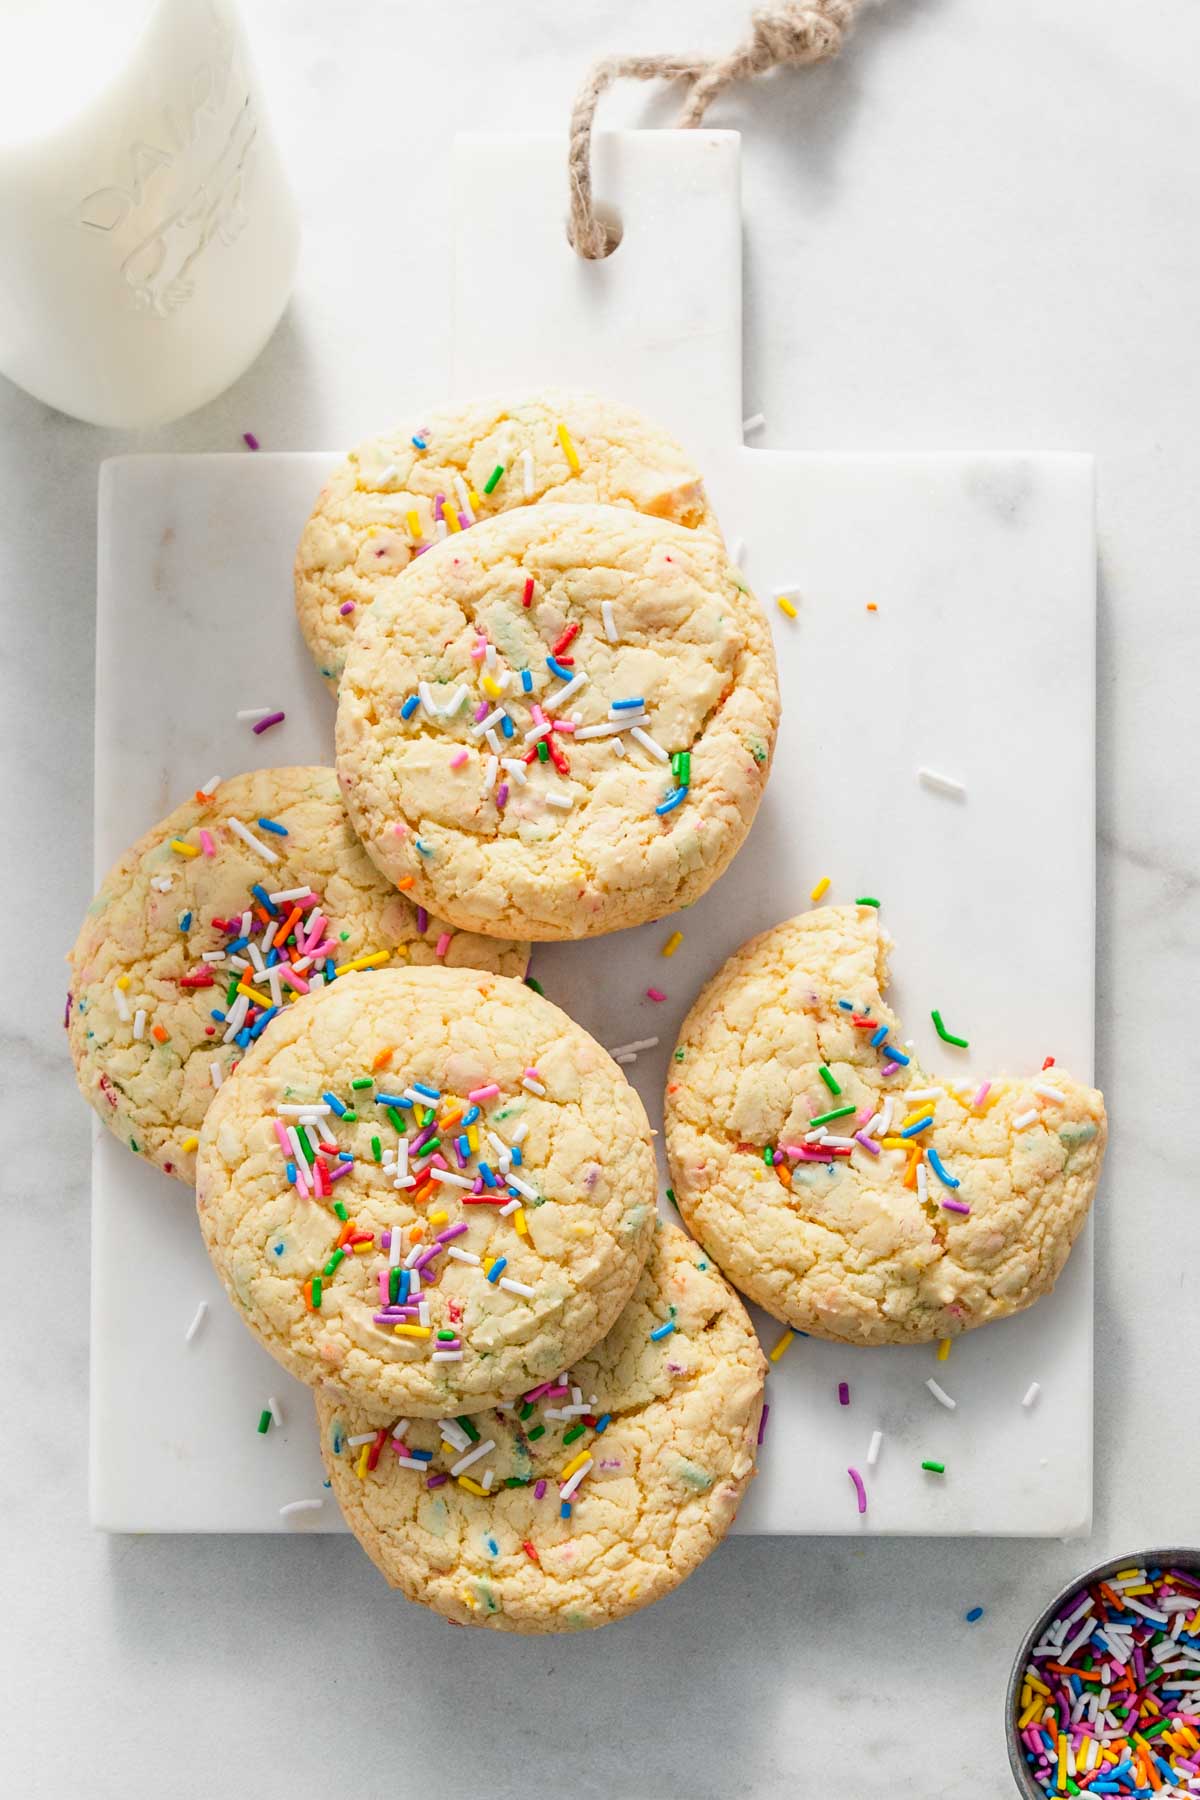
[{"x1": 69, "y1": 392, "x2": 775, "y2": 1631}]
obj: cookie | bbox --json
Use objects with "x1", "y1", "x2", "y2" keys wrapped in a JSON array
[
  {"x1": 67, "y1": 768, "x2": 527, "y2": 1184},
  {"x1": 664, "y1": 904, "x2": 1106, "y2": 1345},
  {"x1": 316, "y1": 1222, "x2": 765, "y2": 1632},
  {"x1": 196, "y1": 965, "x2": 657, "y2": 1416},
  {"x1": 296, "y1": 389, "x2": 716, "y2": 686},
  {"x1": 336, "y1": 503, "x2": 779, "y2": 940}
]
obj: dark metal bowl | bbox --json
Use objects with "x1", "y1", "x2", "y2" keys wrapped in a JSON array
[{"x1": 1006, "y1": 1547, "x2": 1200, "y2": 1796}]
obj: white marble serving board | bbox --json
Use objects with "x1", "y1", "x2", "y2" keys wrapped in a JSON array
[{"x1": 90, "y1": 132, "x2": 1096, "y2": 1536}]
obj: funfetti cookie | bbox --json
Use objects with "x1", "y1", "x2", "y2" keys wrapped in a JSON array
[
  {"x1": 664, "y1": 904, "x2": 1107, "y2": 1346},
  {"x1": 67, "y1": 768, "x2": 528, "y2": 1184},
  {"x1": 316, "y1": 1223, "x2": 766, "y2": 1633},
  {"x1": 335, "y1": 503, "x2": 780, "y2": 941},
  {"x1": 296, "y1": 389, "x2": 716, "y2": 686},
  {"x1": 196, "y1": 965, "x2": 657, "y2": 1417}
]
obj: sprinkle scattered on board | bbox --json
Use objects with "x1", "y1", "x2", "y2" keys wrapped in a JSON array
[
  {"x1": 184, "y1": 1301, "x2": 208, "y2": 1343},
  {"x1": 742, "y1": 412, "x2": 765, "y2": 434},
  {"x1": 847, "y1": 1467, "x2": 867, "y2": 1514},
  {"x1": 1015, "y1": 1562, "x2": 1200, "y2": 1796},
  {"x1": 776, "y1": 595, "x2": 799, "y2": 620},
  {"x1": 810, "y1": 876, "x2": 831, "y2": 902},
  {"x1": 918, "y1": 766, "x2": 967, "y2": 800},
  {"x1": 242, "y1": 431, "x2": 260, "y2": 451},
  {"x1": 965, "y1": 1606, "x2": 984, "y2": 1623}
]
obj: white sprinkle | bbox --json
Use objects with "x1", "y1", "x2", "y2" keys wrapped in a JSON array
[
  {"x1": 388, "y1": 1224, "x2": 403, "y2": 1268},
  {"x1": 268, "y1": 886, "x2": 311, "y2": 904},
  {"x1": 370, "y1": 463, "x2": 399, "y2": 489},
  {"x1": 547, "y1": 671, "x2": 589, "y2": 709},
  {"x1": 499, "y1": 1276, "x2": 536, "y2": 1298},
  {"x1": 441, "y1": 683, "x2": 470, "y2": 717},
  {"x1": 279, "y1": 1498, "x2": 324, "y2": 1518},
  {"x1": 510, "y1": 1120, "x2": 529, "y2": 1143},
  {"x1": 607, "y1": 707, "x2": 648, "y2": 725},
  {"x1": 1033, "y1": 1082, "x2": 1068, "y2": 1104},
  {"x1": 418, "y1": 1300, "x2": 431, "y2": 1327},
  {"x1": 544, "y1": 792, "x2": 573, "y2": 811},
  {"x1": 236, "y1": 707, "x2": 274, "y2": 723},
  {"x1": 614, "y1": 1053, "x2": 636, "y2": 1065},
  {"x1": 184, "y1": 1301, "x2": 208, "y2": 1343},
  {"x1": 1022, "y1": 1381, "x2": 1042, "y2": 1407},
  {"x1": 395, "y1": 1454, "x2": 430, "y2": 1470},
  {"x1": 453, "y1": 473, "x2": 472, "y2": 519},
  {"x1": 450, "y1": 1438, "x2": 495, "y2": 1477},
  {"x1": 630, "y1": 725, "x2": 670, "y2": 763},
  {"x1": 431, "y1": 1169, "x2": 474, "y2": 1189},
  {"x1": 926, "y1": 1377, "x2": 957, "y2": 1410},
  {"x1": 498, "y1": 1196, "x2": 520, "y2": 1214},
  {"x1": 432, "y1": 1351, "x2": 464, "y2": 1362},
  {"x1": 277, "y1": 1103, "x2": 331, "y2": 1116},
  {"x1": 285, "y1": 1125, "x2": 306, "y2": 1168},
  {"x1": 346, "y1": 1432, "x2": 377, "y2": 1447},
  {"x1": 521, "y1": 1076, "x2": 547, "y2": 1096},
  {"x1": 391, "y1": 1419, "x2": 410, "y2": 1440},
  {"x1": 742, "y1": 413, "x2": 765, "y2": 434},
  {"x1": 469, "y1": 706, "x2": 506, "y2": 739},
  {"x1": 199, "y1": 774, "x2": 221, "y2": 794},
  {"x1": 132, "y1": 1007, "x2": 146, "y2": 1040},
  {"x1": 1013, "y1": 1107, "x2": 1038, "y2": 1130},
  {"x1": 268, "y1": 1395, "x2": 284, "y2": 1428},
  {"x1": 114, "y1": 986, "x2": 131, "y2": 1022},
  {"x1": 523, "y1": 718, "x2": 553, "y2": 745},
  {"x1": 867, "y1": 1429, "x2": 883, "y2": 1467},
  {"x1": 418, "y1": 681, "x2": 438, "y2": 717},
  {"x1": 609, "y1": 1036, "x2": 659, "y2": 1057},
  {"x1": 150, "y1": 874, "x2": 174, "y2": 893},
  {"x1": 481, "y1": 1469, "x2": 495, "y2": 1491},
  {"x1": 485, "y1": 727, "x2": 502, "y2": 754},
  {"x1": 482, "y1": 754, "x2": 499, "y2": 791},
  {"x1": 446, "y1": 1246, "x2": 481, "y2": 1265},
  {"x1": 917, "y1": 766, "x2": 967, "y2": 799},
  {"x1": 520, "y1": 448, "x2": 534, "y2": 498},
  {"x1": 574, "y1": 719, "x2": 627, "y2": 740},
  {"x1": 247, "y1": 941, "x2": 266, "y2": 974},
  {"x1": 501, "y1": 757, "x2": 528, "y2": 784},
  {"x1": 916, "y1": 1160, "x2": 929, "y2": 1203},
  {"x1": 610, "y1": 737, "x2": 627, "y2": 757},
  {"x1": 729, "y1": 537, "x2": 745, "y2": 565},
  {"x1": 560, "y1": 1459, "x2": 592, "y2": 1500},
  {"x1": 226, "y1": 817, "x2": 279, "y2": 863},
  {"x1": 209, "y1": 1062, "x2": 223, "y2": 1090},
  {"x1": 773, "y1": 585, "x2": 803, "y2": 602},
  {"x1": 904, "y1": 1088, "x2": 945, "y2": 1103},
  {"x1": 601, "y1": 599, "x2": 618, "y2": 643},
  {"x1": 440, "y1": 1420, "x2": 472, "y2": 1451}
]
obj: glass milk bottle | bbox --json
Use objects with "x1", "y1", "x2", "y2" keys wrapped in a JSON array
[{"x1": 0, "y1": 0, "x2": 299, "y2": 427}]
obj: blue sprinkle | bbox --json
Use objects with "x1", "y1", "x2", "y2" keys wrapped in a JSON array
[
  {"x1": 485, "y1": 1536, "x2": 498, "y2": 1556},
  {"x1": 249, "y1": 1006, "x2": 278, "y2": 1038},
  {"x1": 285, "y1": 1163, "x2": 296, "y2": 1183},
  {"x1": 323, "y1": 1091, "x2": 347, "y2": 1117},
  {"x1": 650, "y1": 1321, "x2": 676, "y2": 1342},
  {"x1": 234, "y1": 1028, "x2": 252, "y2": 1048},
  {"x1": 375, "y1": 1093, "x2": 411, "y2": 1109},
  {"x1": 520, "y1": 670, "x2": 533, "y2": 693},
  {"x1": 324, "y1": 958, "x2": 336, "y2": 978},
  {"x1": 210, "y1": 1009, "x2": 226, "y2": 1022},
  {"x1": 225, "y1": 936, "x2": 249, "y2": 955},
  {"x1": 479, "y1": 1162, "x2": 497, "y2": 1188},
  {"x1": 837, "y1": 1000, "x2": 854, "y2": 1011},
  {"x1": 179, "y1": 911, "x2": 192, "y2": 932},
  {"x1": 486, "y1": 1258, "x2": 507, "y2": 1284},
  {"x1": 870, "y1": 1025, "x2": 889, "y2": 1048},
  {"x1": 655, "y1": 787, "x2": 687, "y2": 815},
  {"x1": 415, "y1": 838, "x2": 433, "y2": 856},
  {"x1": 510, "y1": 1145, "x2": 522, "y2": 1167},
  {"x1": 595, "y1": 1413, "x2": 611, "y2": 1434},
  {"x1": 884, "y1": 1045, "x2": 910, "y2": 1066},
  {"x1": 250, "y1": 885, "x2": 276, "y2": 913},
  {"x1": 266, "y1": 947, "x2": 279, "y2": 967},
  {"x1": 337, "y1": 1151, "x2": 353, "y2": 1163},
  {"x1": 273, "y1": 1240, "x2": 286, "y2": 1256},
  {"x1": 462, "y1": 1105, "x2": 481, "y2": 1127},
  {"x1": 411, "y1": 435, "x2": 426, "y2": 449},
  {"x1": 500, "y1": 714, "x2": 515, "y2": 739},
  {"x1": 256, "y1": 817, "x2": 288, "y2": 836},
  {"x1": 545, "y1": 656, "x2": 574, "y2": 679},
  {"x1": 560, "y1": 1501, "x2": 572, "y2": 1520},
  {"x1": 409, "y1": 1447, "x2": 434, "y2": 1462},
  {"x1": 456, "y1": 1134, "x2": 471, "y2": 1159},
  {"x1": 412, "y1": 1081, "x2": 440, "y2": 1100},
  {"x1": 900, "y1": 1116, "x2": 932, "y2": 1138},
  {"x1": 400, "y1": 694, "x2": 420, "y2": 720},
  {"x1": 927, "y1": 1148, "x2": 960, "y2": 1189},
  {"x1": 611, "y1": 697, "x2": 644, "y2": 711},
  {"x1": 398, "y1": 1271, "x2": 410, "y2": 1302},
  {"x1": 965, "y1": 1606, "x2": 984, "y2": 1622}
]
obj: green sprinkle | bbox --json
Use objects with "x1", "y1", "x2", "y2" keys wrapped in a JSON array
[
  {"x1": 810, "y1": 1104, "x2": 856, "y2": 1127},
  {"x1": 666, "y1": 1187, "x2": 678, "y2": 1212},
  {"x1": 342, "y1": 1110, "x2": 358, "y2": 1123},
  {"x1": 388, "y1": 1267, "x2": 400, "y2": 1303},
  {"x1": 483, "y1": 462, "x2": 505, "y2": 494},
  {"x1": 855, "y1": 896, "x2": 881, "y2": 908},
  {"x1": 311, "y1": 1277, "x2": 322, "y2": 1309},
  {"x1": 436, "y1": 1329, "x2": 457, "y2": 1341},
  {"x1": 339, "y1": 930, "x2": 350, "y2": 942},
  {"x1": 323, "y1": 1249, "x2": 345, "y2": 1277},
  {"x1": 920, "y1": 1459, "x2": 945, "y2": 1474},
  {"x1": 673, "y1": 1047, "x2": 685, "y2": 1062},
  {"x1": 504, "y1": 1476, "x2": 531, "y2": 1487},
  {"x1": 225, "y1": 976, "x2": 239, "y2": 1005},
  {"x1": 421, "y1": 1136, "x2": 441, "y2": 1154},
  {"x1": 524, "y1": 977, "x2": 545, "y2": 996},
  {"x1": 457, "y1": 1416, "x2": 480, "y2": 1442},
  {"x1": 371, "y1": 1135, "x2": 382, "y2": 1163},
  {"x1": 130, "y1": 1138, "x2": 139, "y2": 1152},
  {"x1": 762, "y1": 1145, "x2": 774, "y2": 1165},
  {"x1": 1142, "y1": 1719, "x2": 1172, "y2": 1740},
  {"x1": 536, "y1": 740, "x2": 549, "y2": 763},
  {"x1": 298, "y1": 1130, "x2": 316, "y2": 1167},
  {"x1": 562, "y1": 1424, "x2": 585, "y2": 1446},
  {"x1": 931, "y1": 1009, "x2": 969, "y2": 1048},
  {"x1": 518, "y1": 1402, "x2": 534, "y2": 1420},
  {"x1": 386, "y1": 1106, "x2": 406, "y2": 1133},
  {"x1": 818, "y1": 1065, "x2": 841, "y2": 1095},
  {"x1": 526, "y1": 1425, "x2": 546, "y2": 1441},
  {"x1": 676, "y1": 751, "x2": 690, "y2": 787},
  {"x1": 333, "y1": 1201, "x2": 348, "y2": 1222},
  {"x1": 1065, "y1": 1781, "x2": 1080, "y2": 1797},
  {"x1": 257, "y1": 1409, "x2": 272, "y2": 1434},
  {"x1": 351, "y1": 1076, "x2": 373, "y2": 1090}
]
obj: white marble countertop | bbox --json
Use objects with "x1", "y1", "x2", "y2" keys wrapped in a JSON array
[{"x1": 4, "y1": 1, "x2": 1197, "y2": 1794}]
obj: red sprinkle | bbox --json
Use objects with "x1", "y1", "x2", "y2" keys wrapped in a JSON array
[
  {"x1": 522, "y1": 1540, "x2": 540, "y2": 1563},
  {"x1": 646, "y1": 987, "x2": 666, "y2": 1002},
  {"x1": 1043, "y1": 1055, "x2": 1056, "y2": 1069},
  {"x1": 551, "y1": 622, "x2": 580, "y2": 658},
  {"x1": 522, "y1": 578, "x2": 534, "y2": 607},
  {"x1": 178, "y1": 971, "x2": 215, "y2": 989}
]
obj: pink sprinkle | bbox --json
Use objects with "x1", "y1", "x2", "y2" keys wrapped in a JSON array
[
  {"x1": 838, "y1": 1381, "x2": 850, "y2": 1406},
  {"x1": 433, "y1": 493, "x2": 445, "y2": 522},
  {"x1": 524, "y1": 1067, "x2": 540, "y2": 1081},
  {"x1": 942, "y1": 1197, "x2": 971, "y2": 1215},
  {"x1": 378, "y1": 1271, "x2": 389, "y2": 1303},
  {"x1": 199, "y1": 829, "x2": 215, "y2": 857},
  {"x1": 474, "y1": 700, "x2": 490, "y2": 722},
  {"x1": 854, "y1": 1131, "x2": 881, "y2": 1155},
  {"x1": 972, "y1": 1081, "x2": 991, "y2": 1108},
  {"x1": 252, "y1": 710, "x2": 285, "y2": 735},
  {"x1": 469, "y1": 1084, "x2": 500, "y2": 1104},
  {"x1": 450, "y1": 750, "x2": 469, "y2": 770},
  {"x1": 848, "y1": 1467, "x2": 867, "y2": 1514},
  {"x1": 523, "y1": 1382, "x2": 553, "y2": 1403},
  {"x1": 458, "y1": 511, "x2": 471, "y2": 530},
  {"x1": 339, "y1": 601, "x2": 355, "y2": 615},
  {"x1": 393, "y1": 823, "x2": 406, "y2": 837},
  {"x1": 470, "y1": 636, "x2": 487, "y2": 661},
  {"x1": 646, "y1": 988, "x2": 666, "y2": 1002},
  {"x1": 242, "y1": 432, "x2": 259, "y2": 451},
  {"x1": 881, "y1": 1060, "x2": 900, "y2": 1077},
  {"x1": 794, "y1": 1145, "x2": 838, "y2": 1160},
  {"x1": 273, "y1": 1121, "x2": 291, "y2": 1158},
  {"x1": 435, "y1": 932, "x2": 451, "y2": 959},
  {"x1": 276, "y1": 966, "x2": 309, "y2": 994},
  {"x1": 531, "y1": 704, "x2": 546, "y2": 726}
]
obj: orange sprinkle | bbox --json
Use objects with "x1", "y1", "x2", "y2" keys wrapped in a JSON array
[
  {"x1": 903, "y1": 1147, "x2": 921, "y2": 1189},
  {"x1": 193, "y1": 789, "x2": 215, "y2": 806},
  {"x1": 409, "y1": 1222, "x2": 425, "y2": 1243},
  {"x1": 372, "y1": 1048, "x2": 394, "y2": 1070},
  {"x1": 303, "y1": 1279, "x2": 318, "y2": 1311},
  {"x1": 774, "y1": 1161, "x2": 792, "y2": 1189},
  {"x1": 866, "y1": 603, "x2": 878, "y2": 612},
  {"x1": 396, "y1": 877, "x2": 415, "y2": 891},
  {"x1": 336, "y1": 1219, "x2": 356, "y2": 1249},
  {"x1": 151, "y1": 1024, "x2": 168, "y2": 1043}
]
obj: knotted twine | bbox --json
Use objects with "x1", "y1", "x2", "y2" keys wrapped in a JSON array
[{"x1": 567, "y1": 1, "x2": 867, "y2": 258}]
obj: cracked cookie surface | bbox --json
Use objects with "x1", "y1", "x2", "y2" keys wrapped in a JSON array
[{"x1": 664, "y1": 905, "x2": 1106, "y2": 1345}]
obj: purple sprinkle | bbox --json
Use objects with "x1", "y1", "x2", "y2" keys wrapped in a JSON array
[
  {"x1": 64, "y1": 992, "x2": 73, "y2": 1028},
  {"x1": 523, "y1": 1382, "x2": 553, "y2": 1403},
  {"x1": 339, "y1": 600, "x2": 356, "y2": 615},
  {"x1": 838, "y1": 1381, "x2": 850, "y2": 1406},
  {"x1": 426, "y1": 1472, "x2": 448, "y2": 1488},
  {"x1": 436, "y1": 1339, "x2": 462, "y2": 1351},
  {"x1": 496, "y1": 783, "x2": 509, "y2": 808},
  {"x1": 251, "y1": 710, "x2": 285, "y2": 735},
  {"x1": 416, "y1": 906, "x2": 429, "y2": 934},
  {"x1": 411, "y1": 1124, "x2": 437, "y2": 1154},
  {"x1": 242, "y1": 431, "x2": 260, "y2": 450},
  {"x1": 381, "y1": 1231, "x2": 392, "y2": 1250},
  {"x1": 327, "y1": 1160, "x2": 353, "y2": 1182},
  {"x1": 881, "y1": 1060, "x2": 900, "y2": 1077},
  {"x1": 473, "y1": 700, "x2": 489, "y2": 723},
  {"x1": 757, "y1": 1403, "x2": 770, "y2": 1446},
  {"x1": 436, "y1": 1222, "x2": 469, "y2": 1243},
  {"x1": 544, "y1": 1385, "x2": 570, "y2": 1399},
  {"x1": 433, "y1": 493, "x2": 445, "y2": 522},
  {"x1": 855, "y1": 1131, "x2": 881, "y2": 1155},
  {"x1": 941, "y1": 1197, "x2": 971, "y2": 1215},
  {"x1": 413, "y1": 1248, "x2": 440, "y2": 1272},
  {"x1": 534, "y1": 1479, "x2": 547, "y2": 1499},
  {"x1": 458, "y1": 511, "x2": 471, "y2": 530}
]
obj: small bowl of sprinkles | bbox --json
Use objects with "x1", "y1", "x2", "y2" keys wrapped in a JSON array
[{"x1": 1008, "y1": 1549, "x2": 1200, "y2": 1796}]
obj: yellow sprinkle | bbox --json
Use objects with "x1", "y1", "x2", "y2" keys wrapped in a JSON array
[
  {"x1": 661, "y1": 930, "x2": 684, "y2": 958},
  {"x1": 467, "y1": 1125, "x2": 479, "y2": 1153},
  {"x1": 1018, "y1": 1698, "x2": 1045, "y2": 1730},
  {"x1": 405, "y1": 508, "x2": 422, "y2": 541},
  {"x1": 513, "y1": 1208, "x2": 528, "y2": 1237},
  {"x1": 1026, "y1": 1674, "x2": 1051, "y2": 1696},
  {"x1": 1115, "y1": 1567, "x2": 1143, "y2": 1581},
  {"x1": 880, "y1": 1136, "x2": 909, "y2": 1150},
  {"x1": 810, "y1": 876, "x2": 831, "y2": 903},
  {"x1": 181, "y1": 1134, "x2": 199, "y2": 1153},
  {"x1": 338, "y1": 950, "x2": 391, "y2": 974},
  {"x1": 440, "y1": 1441, "x2": 456, "y2": 1456},
  {"x1": 457, "y1": 1475, "x2": 489, "y2": 1497},
  {"x1": 170, "y1": 838, "x2": 200, "y2": 857},
  {"x1": 468, "y1": 489, "x2": 482, "y2": 510},
  {"x1": 236, "y1": 981, "x2": 273, "y2": 1007},
  {"x1": 902, "y1": 1109, "x2": 935, "y2": 1131},
  {"x1": 937, "y1": 1338, "x2": 951, "y2": 1362},
  {"x1": 776, "y1": 596, "x2": 798, "y2": 619},
  {"x1": 1056, "y1": 1734, "x2": 1067, "y2": 1792},
  {"x1": 392, "y1": 1323, "x2": 432, "y2": 1339},
  {"x1": 444, "y1": 506, "x2": 461, "y2": 534},
  {"x1": 560, "y1": 1449, "x2": 591, "y2": 1482},
  {"x1": 355, "y1": 1445, "x2": 370, "y2": 1479},
  {"x1": 116, "y1": 975, "x2": 130, "y2": 989},
  {"x1": 557, "y1": 421, "x2": 581, "y2": 473},
  {"x1": 352, "y1": 1242, "x2": 372, "y2": 1255},
  {"x1": 1122, "y1": 1582, "x2": 1154, "y2": 1597},
  {"x1": 428, "y1": 1210, "x2": 448, "y2": 1226},
  {"x1": 481, "y1": 675, "x2": 502, "y2": 699},
  {"x1": 768, "y1": 1328, "x2": 795, "y2": 1363}
]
